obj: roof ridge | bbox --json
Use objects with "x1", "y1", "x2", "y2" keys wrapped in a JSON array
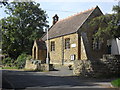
[{"x1": 57, "y1": 7, "x2": 95, "y2": 23}]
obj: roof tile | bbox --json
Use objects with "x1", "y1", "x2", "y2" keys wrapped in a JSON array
[{"x1": 42, "y1": 7, "x2": 96, "y2": 41}]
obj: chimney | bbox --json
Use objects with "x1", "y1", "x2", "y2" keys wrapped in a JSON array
[{"x1": 53, "y1": 14, "x2": 59, "y2": 25}]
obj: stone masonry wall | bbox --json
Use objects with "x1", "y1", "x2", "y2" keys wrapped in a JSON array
[
  {"x1": 46, "y1": 37, "x2": 63, "y2": 64},
  {"x1": 46, "y1": 33, "x2": 78, "y2": 65},
  {"x1": 78, "y1": 6, "x2": 107, "y2": 60},
  {"x1": 100, "y1": 54, "x2": 120, "y2": 76},
  {"x1": 25, "y1": 60, "x2": 54, "y2": 71},
  {"x1": 64, "y1": 33, "x2": 78, "y2": 65},
  {"x1": 25, "y1": 60, "x2": 38, "y2": 70},
  {"x1": 73, "y1": 60, "x2": 93, "y2": 76},
  {"x1": 73, "y1": 54, "x2": 120, "y2": 77}
]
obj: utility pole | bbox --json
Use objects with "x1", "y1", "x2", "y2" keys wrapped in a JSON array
[{"x1": 46, "y1": 28, "x2": 49, "y2": 64}]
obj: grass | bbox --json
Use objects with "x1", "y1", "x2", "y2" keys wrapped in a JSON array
[
  {"x1": 2, "y1": 66, "x2": 18, "y2": 69},
  {"x1": 111, "y1": 78, "x2": 120, "y2": 87}
]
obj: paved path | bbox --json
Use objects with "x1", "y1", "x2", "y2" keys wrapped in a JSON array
[{"x1": 2, "y1": 66, "x2": 117, "y2": 89}]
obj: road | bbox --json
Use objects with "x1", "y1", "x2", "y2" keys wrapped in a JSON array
[{"x1": 1, "y1": 66, "x2": 118, "y2": 90}]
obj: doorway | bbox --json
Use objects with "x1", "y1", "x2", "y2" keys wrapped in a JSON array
[{"x1": 34, "y1": 47, "x2": 36, "y2": 59}]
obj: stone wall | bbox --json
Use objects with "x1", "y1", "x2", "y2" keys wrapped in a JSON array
[
  {"x1": 78, "y1": 6, "x2": 107, "y2": 60},
  {"x1": 25, "y1": 60, "x2": 38, "y2": 70},
  {"x1": 73, "y1": 60, "x2": 93, "y2": 76},
  {"x1": 100, "y1": 54, "x2": 120, "y2": 75},
  {"x1": 73, "y1": 54, "x2": 120, "y2": 77},
  {"x1": 41, "y1": 64, "x2": 54, "y2": 71},
  {"x1": 46, "y1": 33, "x2": 78, "y2": 65},
  {"x1": 25, "y1": 60, "x2": 54, "y2": 71},
  {"x1": 32, "y1": 41, "x2": 46, "y2": 61},
  {"x1": 63, "y1": 33, "x2": 78, "y2": 65},
  {"x1": 46, "y1": 37, "x2": 63, "y2": 65},
  {"x1": 80, "y1": 35, "x2": 88, "y2": 60}
]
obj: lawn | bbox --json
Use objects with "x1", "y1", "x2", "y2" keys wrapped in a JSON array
[{"x1": 111, "y1": 78, "x2": 120, "y2": 87}]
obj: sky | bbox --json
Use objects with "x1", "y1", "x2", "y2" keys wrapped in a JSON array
[{"x1": 0, "y1": 0, "x2": 119, "y2": 26}]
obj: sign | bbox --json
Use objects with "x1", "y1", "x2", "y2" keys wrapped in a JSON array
[
  {"x1": 71, "y1": 54, "x2": 76, "y2": 60},
  {"x1": 71, "y1": 44, "x2": 76, "y2": 48}
]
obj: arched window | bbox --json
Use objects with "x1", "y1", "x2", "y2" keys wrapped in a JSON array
[
  {"x1": 34, "y1": 47, "x2": 36, "y2": 59},
  {"x1": 92, "y1": 30, "x2": 101, "y2": 50}
]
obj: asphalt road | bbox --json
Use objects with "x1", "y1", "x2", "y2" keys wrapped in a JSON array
[{"x1": 1, "y1": 66, "x2": 118, "y2": 90}]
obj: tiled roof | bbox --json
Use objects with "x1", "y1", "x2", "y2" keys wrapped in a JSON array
[
  {"x1": 42, "y1": 6, "x2": 98, "y2": 41},
  {"x1": 35, "y1": 40, "x2": 47, "y2": 50}
]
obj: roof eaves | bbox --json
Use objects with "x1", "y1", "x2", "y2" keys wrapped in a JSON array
[
  {"x1": 44, "y1": 31, "x2": 77, "y2": 41},
  {"x1": 41, "y1": 25, "x2": 54, "y2": 39}
]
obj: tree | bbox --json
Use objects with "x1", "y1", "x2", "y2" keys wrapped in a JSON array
[
  {"x1": 2, "y1": 57, "x2": 14, "y2": 67},
  {"x1": 90, "y1": 5, "x2": 120, "y2": 40},
  {"x1": 0, "y1": 0, "x2": 8, "y2": 6},
  {"x1": 1, "y1": 2, "x2": 48, "y2": 59}
]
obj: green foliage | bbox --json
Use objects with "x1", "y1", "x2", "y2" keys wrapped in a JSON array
[
  {"x1": 15, "y1": 53, "x2": 31, "y2": 69},
  {"x1": 111, "y1": 78, "x2": 120, "y2": 87},
  {"x1": 89, "y1": 5, "x2": 120, "y2": 40},
  {"x1": 0, "y1": 0, "x2": 8, "y2": 7},
  {"x1": 1, "y1": 2, "x2": 48, "y2": 59},
  {"x1": 2, "y1": 57, "x2": 14, "y2": 67}
]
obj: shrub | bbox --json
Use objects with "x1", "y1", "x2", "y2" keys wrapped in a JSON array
[
  {"x1": 111, "y1": 78, "x2": 120, "y2": 87},
  {"x1": 2, "y1": 57, "x2": 14, "y2": 67},
  {"x1": 15, "y1": 53, "x2": 31, "y2": 69}
]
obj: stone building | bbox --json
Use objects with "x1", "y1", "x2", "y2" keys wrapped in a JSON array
[
  {"x1": 32, "y1": 39, "x2": 47, "y2": 63},
  {"x1": 32, "y1": 6, "x2": 108, "y2": 66}
]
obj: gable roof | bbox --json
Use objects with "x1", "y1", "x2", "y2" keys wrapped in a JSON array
[
  {"x1": 35, "y1": 40, "x2": 47, "y2": 50},
  {"x1": 42, "y1": 6, "x2": 101, "y2": 41}
]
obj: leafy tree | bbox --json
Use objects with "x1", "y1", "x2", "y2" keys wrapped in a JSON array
[
  {"x1": 90, "y1": 5, "x2": 120, "y2": 40},
  {"x1": 1, "y1": 2, "x2": 48, "y2": 59},
  {"x1": 2, "y1": 57, "x2": 14, "y2": 67},
  {"x1": 0, "y1": 0, "x2": 8, "y2": 7}
]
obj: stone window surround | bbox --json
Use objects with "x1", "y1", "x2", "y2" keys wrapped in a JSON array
[
  {"x1": 51, "y1": 41, "x2": 55, "y2": 51},
  {"x1": 65, "y1": 38, "x2": 70, "y2": 49},
  {"x1": 92, "y1": 30, "x2": 101, "y2": 50},
  {"x1": 92, "y1": 39, "x2": 101, "y2": 50}
]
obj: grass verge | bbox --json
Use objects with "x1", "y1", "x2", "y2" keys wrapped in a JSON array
[
  {"x1": 2, "y1": 66, "x2": 18, "y2": 69},
  {"x1": 111, "y1": 78, "x2": 120, "y2": 87}
]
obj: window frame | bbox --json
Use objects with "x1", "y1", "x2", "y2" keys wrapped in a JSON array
[
  {"x1": 65, "y1": 38, "x2": 70, "y2": 49},
  {"x1": 92, "y1": 30, "x2": 101, "y2": 50},
  {"x1": 92, "y1": 39, "x2": 101, "y2": 50},
  {"x1": 51, "y1": 41, "x2": 55, "y2": 51}
]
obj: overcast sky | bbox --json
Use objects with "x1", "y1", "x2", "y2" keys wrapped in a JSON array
[{"x1": 0, "y1": 0, "x2": 119, "y2": 26}]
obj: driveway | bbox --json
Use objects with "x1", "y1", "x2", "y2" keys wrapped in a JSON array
[{"x1": 2, "y1": 66, "x2": 117, "y2": 89}]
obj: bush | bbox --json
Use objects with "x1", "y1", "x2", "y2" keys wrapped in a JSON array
[
  {"x1": 2, "y1": 57, "x2": 14, "y2": 67},
  {"x1": 15, "y1": 53, "x2": 31, "y2": 69}
]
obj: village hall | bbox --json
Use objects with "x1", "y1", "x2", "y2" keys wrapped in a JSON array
[{"x1": 32, "y1": 6, "x2": 109, "y2": 66}]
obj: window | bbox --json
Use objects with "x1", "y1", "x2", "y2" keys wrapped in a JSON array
[
  {"x1": 92, "y1": 30, "x2": 101, "y2": 50},
  {"x1": 70, "y1": 54, "x2": 76, "y2": 60},
  {"x1": 51, "y1": 41, "x2": 55, "y2": 51},
  {"x1": 92, "y1": 38, "x2": 101, "y2": 50},
  {"x1": 65, "y1": 38, "x2": 70, "y2": 49}
]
